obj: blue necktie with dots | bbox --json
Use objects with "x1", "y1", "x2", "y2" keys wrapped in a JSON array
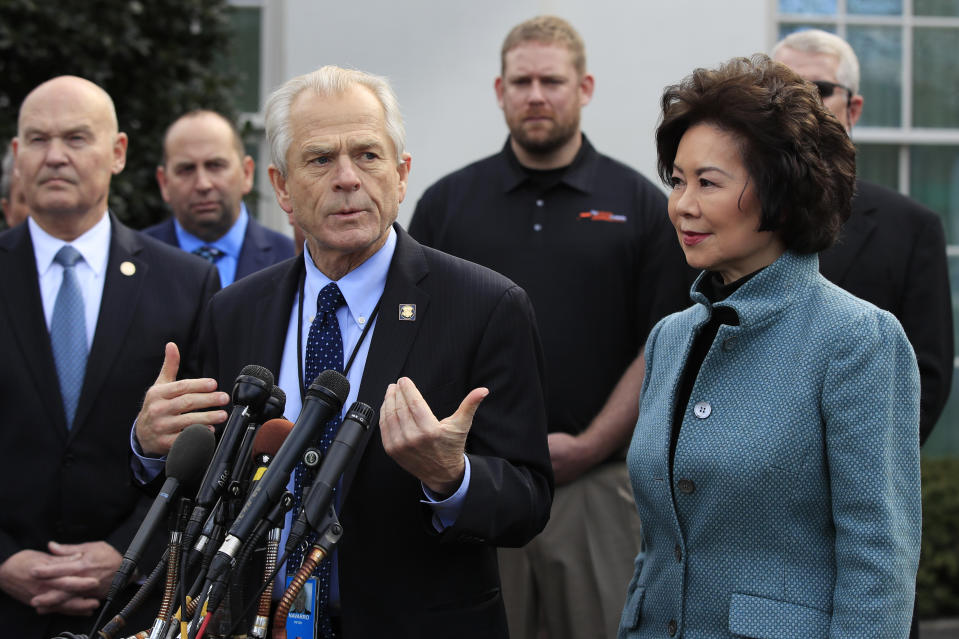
[
  {"x1": 191, "y1": 245, "x2": 225, "y2": 263},
  {"x1": 50, "y1": 246, "x2": 88, "y2": 429},
  {"x1": 288, "y1": 281, "x2": 345, "y2": 638}
]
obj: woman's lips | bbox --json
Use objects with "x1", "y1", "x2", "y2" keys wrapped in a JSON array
[{"x1": 681, "y1": 231, "x2": 710, "y2": 246}]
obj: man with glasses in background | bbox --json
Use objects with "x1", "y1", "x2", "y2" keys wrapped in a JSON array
[
  {"x1": 774, "y1": 29, "x2": 953, "y2": 446},
  {"x1": 774, "y1": 29, "x2": 953, "y2": 639}
]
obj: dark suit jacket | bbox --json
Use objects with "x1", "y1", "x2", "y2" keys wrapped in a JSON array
[
  {"x1": 199, "y1": 225, "x2": 552, "y2": 638},
  {"x1": 820, "y1": 179, "x2": 953, "y2": 443},
  {"x1": 0, "y1": 214, "x2": 219, "y2": 636},
  {"x1": 142, "y1": 215, "x2": 295, "y2": 283}
]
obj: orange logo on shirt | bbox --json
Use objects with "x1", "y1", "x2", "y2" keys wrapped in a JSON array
[{"x1": 578, "y1": 210, "x2": 626, "y2": 222}]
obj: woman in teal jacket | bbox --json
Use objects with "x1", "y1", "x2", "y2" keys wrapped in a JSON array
[{"x1": 620, "y1": 55, "x2": 921, "y2": 639}]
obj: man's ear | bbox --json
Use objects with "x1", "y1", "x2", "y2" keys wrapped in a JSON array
[
  {"x1": 156, "y1": 165, "x2": 171, "y2": 203},
  {"x1": 241, "y1": 155, "x2": 255, "y2": 194},
  {"x1": 579, "y1": 73, "x2": 595, "y2": 107},
  {"x1": 268, "y1": 165, "x2": 294, "y2": 214},
  {"x1": 397, "y1": 153, "x2": 411, "y2": 203},
  {"x1": 847, "y1": 94, "x2": 864, "y2": 129},
  {"x1": 112, "y1": 132, "x2": 129, "y2": 174}
]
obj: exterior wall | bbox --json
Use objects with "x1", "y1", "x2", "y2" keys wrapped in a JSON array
[{"x1": 257, "y1": 0, "x2": 770, "y2": 228}]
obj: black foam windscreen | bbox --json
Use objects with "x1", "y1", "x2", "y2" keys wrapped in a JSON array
[
  {"x1": 240, "y1": 364, "x2": 274, "y2": 388},
  {"x1": 312, "y1": 369, "x2": 350, "y2": 404},
  {"x1": 165, "y1": 423, "x2": 216, "y2": 497}
]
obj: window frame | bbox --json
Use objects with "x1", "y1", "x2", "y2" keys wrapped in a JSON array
[{"x1": 775, "y1": 0, "x2": 959, "y2": 208}]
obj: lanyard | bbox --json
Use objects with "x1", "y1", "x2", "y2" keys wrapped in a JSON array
[{"x1": 295, "y1": 270, "x2": 380, "y2": 400}]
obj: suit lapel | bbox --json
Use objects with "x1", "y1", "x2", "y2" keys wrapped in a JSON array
[
  {"x1": 250, "y1": 257, "x2": 303, "y2": 374},
  {"x1": 0, "y1": 225, "x2": 68, "y2": 436},
  {"x1": 72, "y1": 215, "x2": 146, "y2": 438},
  {"x1": 236, "y1": 221, "x2": 270, "y2": 281},
  {"x1": 158, "y1": 218, "x2": 179, "y2": 247},
  {"x1": 342, "y1": 227, "x2": 430, "y2": 498},
  {"x1": 819, "y1": 180, "x2": 879, "y2": 283}
]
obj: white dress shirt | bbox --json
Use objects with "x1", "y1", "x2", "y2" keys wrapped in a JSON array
[{"x1": 29, "y1": 212, "x2": 111, "y2": 346}]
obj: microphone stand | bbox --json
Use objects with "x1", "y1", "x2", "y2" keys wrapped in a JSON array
[
  {"x1": 249, "y1": 525, "x2": 282, "y2": 639},
  {"x1": 94, "y1": 497, "x2": 194, "y2": 639},
  {"x1": 272, "y1": 508, "x2": 343, "y2": 639},
  {"x1": 146, "y1": 521, "x2": 184, "y2": 639}
]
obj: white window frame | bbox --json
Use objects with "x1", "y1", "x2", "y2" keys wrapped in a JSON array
[{"x1": 774, "y1": 0, "x2": 959, "y2": 206}]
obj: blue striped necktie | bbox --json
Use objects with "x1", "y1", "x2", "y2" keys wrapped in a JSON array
[{"x1": 50, "y1": 245, "x2": 88, "y2": 429}]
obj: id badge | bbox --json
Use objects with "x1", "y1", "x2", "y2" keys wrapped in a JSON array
[{"x1": 285, "y1": 575, "x2": 318, "y2": 639}]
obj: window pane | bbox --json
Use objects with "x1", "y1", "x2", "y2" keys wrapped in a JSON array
[
  {"x1": 914, "y1": 0, "x2": 959, "y2": 16},
  {"x1": 848, "y1": 26, "x2": 902, "y2": 127},
  {"x1": 913, "y1": 28, "x2": 959, "y2": 127},
  {"x1": 910, "y1": 145, "x2": 959, "y2": 241},
  {"x1": 849, "y1": 0, "x2": 902, "y2": 14},
  {"x1": 226, "y1": 7, "x2": 261, "y2": 114},
  {"x1": 856, "y1": 144, "x2": 899, "y2": 190},
  {"x1": 778, "y1": 0, "x2": 836, "y2": 13}
]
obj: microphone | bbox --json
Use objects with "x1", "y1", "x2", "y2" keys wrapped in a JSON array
[
  {"x1": 204, "y1": 370, "x2": 349, "y2": 587},
  {"x1": 261, "y1": 384, "x2": 287, "y2": 422},
  {"x1": 286, "y1": 401, "x2": 373, "y2": 554},
  {"x1": 181, "y1": 365, "x2": 273, "y2": 551},
  {"x1": 229, "y1": 385, "x2": 287, "y2": 499},
  {"x1": 104, "y1": 424, "x2": 215, "y2": 602},
  {"x1": 193, "y1": 365, "x2": 274, "y2": 508},
  {"x1": 249, "y1": 418, "x2": 295, "y2": 485}
]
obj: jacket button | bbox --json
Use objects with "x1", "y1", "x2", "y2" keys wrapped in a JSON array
[
  {"x1": 667, "y1": 619, "x2": 677, "y2": 636},
  {"x1": 677, "y1": 479, "x2": 696, "y2": 494},
  {"x1": 674, "y1": 544, "x2": 682, "y2": 563},
  {"x1": 722, "y1": 336, "x2": 737, "y2": 351},
  {"x1": 693, "y1": 401, "x2": 711, "y2": 419}
]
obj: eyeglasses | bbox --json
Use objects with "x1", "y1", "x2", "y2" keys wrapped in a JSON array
[{"x1": 811, "y1": 80, "x2": 854, "y2": 100}]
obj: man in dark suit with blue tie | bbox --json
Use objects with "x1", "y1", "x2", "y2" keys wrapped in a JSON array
[
  {"x1": 134, "y1": 65, "x2": 552, "y2": 638},
  {"x1": 143, "y1": 110, "x2": 295, "y2": 286},
  {"x1": 0, "y1": 76, "x2": 219, "y2": 637}
]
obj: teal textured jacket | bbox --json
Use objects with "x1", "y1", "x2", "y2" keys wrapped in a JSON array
[{"x1": 621, "y1": 251, "x2": 921, "y2": 639}]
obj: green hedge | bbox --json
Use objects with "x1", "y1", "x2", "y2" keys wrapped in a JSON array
[
  {"x1": 918, "y1": 457, "x2": 959, "y2": 618},
  {"x1": 0, "y1": 0, "x2": 238, "y2": 230}
]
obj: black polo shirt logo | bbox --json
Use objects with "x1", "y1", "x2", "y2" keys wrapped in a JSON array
[{"x1": 578, "y1": 210, "x2": 627, "y2": 223}]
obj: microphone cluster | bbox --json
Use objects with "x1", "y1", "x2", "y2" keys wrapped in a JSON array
[{"x1": 61, "y1": 365, "x2": 373, "y2": 639}]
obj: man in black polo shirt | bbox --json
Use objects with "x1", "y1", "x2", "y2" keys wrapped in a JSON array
[{"x1": 408, "y1": 15, "x2": 692, "y2": 639}]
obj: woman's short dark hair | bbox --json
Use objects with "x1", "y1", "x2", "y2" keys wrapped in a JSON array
[{"x1": 656, "y1": 54, "x2": 857, "y2": 253}]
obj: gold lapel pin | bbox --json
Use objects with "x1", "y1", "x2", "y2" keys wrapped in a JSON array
[
  {"x1": 120, "y1": 261, "x2": 136, "y2": 276},
  {"x1": 398, "y1": 304, "x2": 416, "y2": 321}
]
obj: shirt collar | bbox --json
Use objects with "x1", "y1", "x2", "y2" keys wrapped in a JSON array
[
  {"x1": 173, "y1": 202, "x2": 249, "y2": 258},
  {"x1": 302, "y1": 226, "x2": 396, "y2": 330},
  {"x1": 29, "y1": 211, "x2": 112, "y2": 278},
  {"x1": 500, "y1": 133, "x2": 599, "y2": 194}
]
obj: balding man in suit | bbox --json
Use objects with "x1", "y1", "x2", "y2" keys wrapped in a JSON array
[
  {"x1": 143, "y1": 110, "x2": 295, "y2": 286},
  {"x1": 0, "y1": 76, "x2": 218, "y2": 637}
]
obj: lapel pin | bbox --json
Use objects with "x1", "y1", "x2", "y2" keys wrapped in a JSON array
[
  {"x1": 398, "y1": 304, "x2": 416, "y2": 321},
  {"x1": 120, "y1": 261, "x2": 136, "y2": 276}
]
